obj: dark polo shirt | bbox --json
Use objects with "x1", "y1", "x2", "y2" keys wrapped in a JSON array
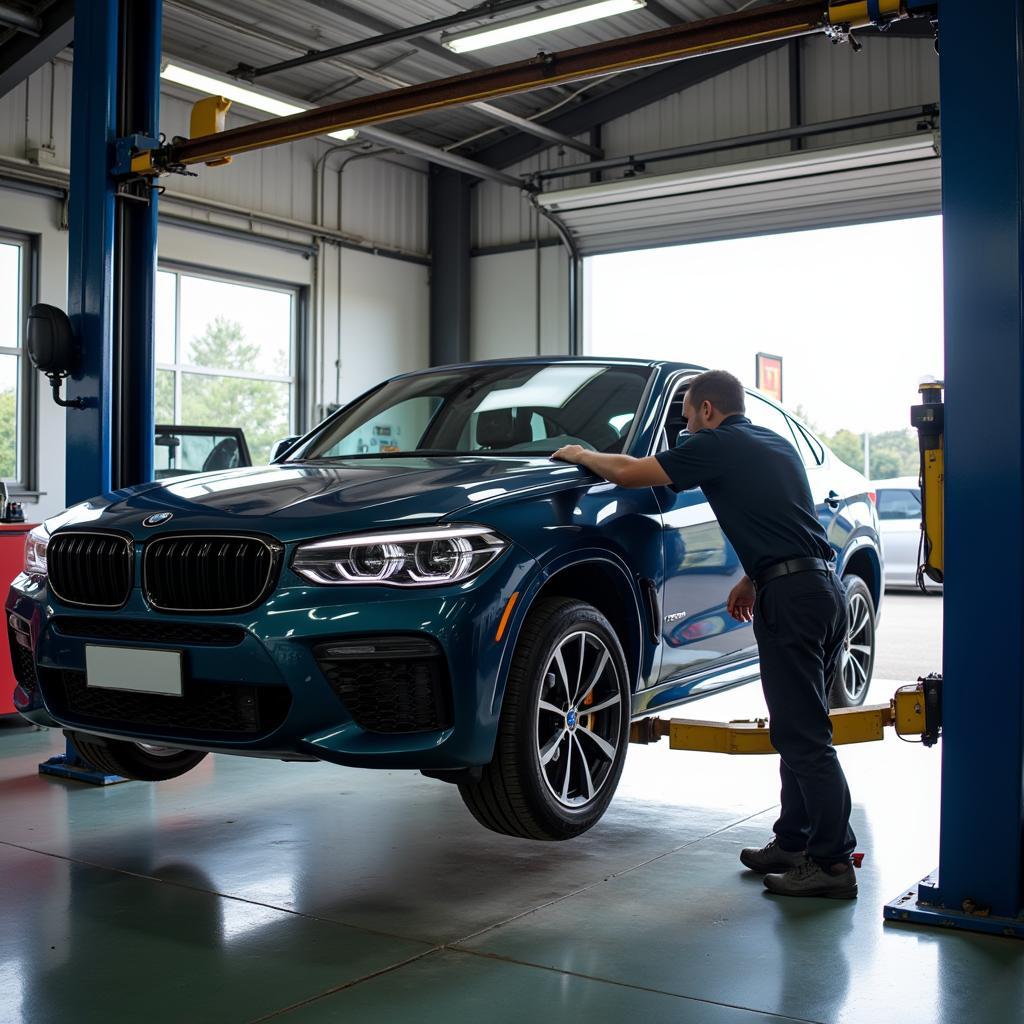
[{"x1": 654, "y1": 414, "x2": 833, "y2": 578}]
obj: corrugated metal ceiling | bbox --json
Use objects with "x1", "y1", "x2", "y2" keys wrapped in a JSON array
[{"x1": 161, "y1": 0, "x2": 756, "y2": 149}]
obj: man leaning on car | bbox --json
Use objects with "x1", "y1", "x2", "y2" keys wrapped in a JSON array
[{"x1": 551, "y1": 369, "x2": 858, "y2": 901}]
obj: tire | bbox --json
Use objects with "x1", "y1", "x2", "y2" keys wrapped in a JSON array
[
  {"x1": 66, "y1": 730, "x2": 208, "y2": 781},
  {"x1": 828, "y1": 575, "x2": 876, "y2": 709},
  {"x1": 458, "y1": 596, "x2": 631, "y2": 841}
]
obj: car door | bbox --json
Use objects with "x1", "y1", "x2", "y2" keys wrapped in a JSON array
[
  {"x1": 654, "y1": 381, "x2": 753, "y2": 684},
  {"x1": 876, "y1": 486, "x2": 922, "y2": 585}
]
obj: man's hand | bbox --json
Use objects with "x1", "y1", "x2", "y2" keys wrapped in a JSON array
[
  {"x1": 727, "y1": 576, "x2": 755, "y2": 622},
  {"x1": 551, "y1": 444, "x2": 588, "y2": 465}
]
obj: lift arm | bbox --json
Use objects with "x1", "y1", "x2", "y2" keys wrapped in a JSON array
[
  {"x1": 132, "y1": 0, "x2": 937, "y2": 175},
  {"x1": 630, "y1": 678, "x2": 943, "y2": 753}
]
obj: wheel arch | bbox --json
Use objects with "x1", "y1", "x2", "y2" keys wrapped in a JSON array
[{"x1": 840, "y1": 540, "x2": 882, "y2": 611}]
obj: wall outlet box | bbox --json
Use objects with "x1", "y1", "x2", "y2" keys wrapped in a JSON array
[{"x1": 26, "y1": 145, "x2": 57, "y2": 166}]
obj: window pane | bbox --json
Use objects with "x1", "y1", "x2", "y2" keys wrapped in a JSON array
[
  {"x1": 155, "y1": 428, "x2": 243, "y2": 478},
  {"x1": 181, "y1": 372, "x2": 289, "y2": 464},
  {"x1": 877, "y1": 488, "x2": 921, "y2": 520},
  {"x1": 745, "y1": 395, "x2": 800, "y2": 453},
  {"x1": 0, "y1": 354, "x2": 20, "y2": 479},
  {"x1": 156, "y1": 271, "x2": 176, "y2": 364},
  {"x1": 179, "y1": 275, "x2": 292, "y2": 376},
  {"x1": 0, "y1": 243, "x2": 20, "y2": 350},
  {"x1": 156, "y1": 369, "x2": 175, "y2": 424}
]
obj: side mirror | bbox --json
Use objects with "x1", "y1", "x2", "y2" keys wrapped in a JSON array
[
  {"x1": 26, "y1": 304, "x2": 85, "y2": 409},
  {"x1": 270, "y1": 436, "x2": 300, "y2": 462}
]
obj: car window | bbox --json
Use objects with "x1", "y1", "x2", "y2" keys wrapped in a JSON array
[
  {"x1": 293, "y1": 363, "x2": 653, "y2": 458},
  {"x1": 787, "y1": 416, "x2": 825, "y2": 467},
  {"x1": 745, "y1": 394, "x2": 802, "y2": 454},
  {"x1": 154, "y1": 430, "x2": 243, "y2": 478},
  {"x1": 876, "y1": 488, "x2": 921, "y2": 520}
]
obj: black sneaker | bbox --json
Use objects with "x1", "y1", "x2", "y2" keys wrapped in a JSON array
[
  {"x1": 739, "y1": 838, "x2": 807, "y2": 874},
  {"x1": 763, "y1": 858, "x2": 858, "y2": 900}
]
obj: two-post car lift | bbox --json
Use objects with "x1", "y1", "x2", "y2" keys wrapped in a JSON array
[{"x1": 52, "y1": 0, "x2": 1024, "y2": 938}]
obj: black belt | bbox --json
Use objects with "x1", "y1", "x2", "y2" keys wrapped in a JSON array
[{"x1": 754, "y1": 557, "x2": 834, "y2": 590}]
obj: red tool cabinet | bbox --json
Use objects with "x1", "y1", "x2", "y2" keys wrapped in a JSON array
[{"x1": 0, "y1": 523, "x2": 36, "y2": 716}]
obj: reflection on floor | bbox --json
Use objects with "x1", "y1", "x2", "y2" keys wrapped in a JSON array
[{"x1": 1, "y1": 669, "x2": 1019, "y2": 1023}]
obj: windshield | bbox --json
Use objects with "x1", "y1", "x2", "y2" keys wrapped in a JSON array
[{"x1": 290, "y1": 363, "x2": 653, "y2": 460}]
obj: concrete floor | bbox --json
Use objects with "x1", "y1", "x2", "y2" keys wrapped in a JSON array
[{"x1": 2, "y1": 594, "x2": 1021, "y2": 1024}]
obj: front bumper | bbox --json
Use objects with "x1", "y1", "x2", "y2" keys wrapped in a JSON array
[{"x1": 7, "y1": 548, "x2": 536, "y2": 770}]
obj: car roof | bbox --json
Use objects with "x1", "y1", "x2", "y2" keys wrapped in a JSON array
[{"x1": 392, "y1": 356, "x2": 709, "y2": 379}]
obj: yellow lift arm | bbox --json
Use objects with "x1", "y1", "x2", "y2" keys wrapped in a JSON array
[{"x1": 629, "y1": 678, "x2": 942, "y2": 753}]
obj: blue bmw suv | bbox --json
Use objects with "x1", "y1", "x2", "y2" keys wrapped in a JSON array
[{"x1": 7, "y1": 359, "x2": 882, "y2": 840}]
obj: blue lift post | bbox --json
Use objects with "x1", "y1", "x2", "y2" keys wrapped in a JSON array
[
  {"x1": 39, "y1": 0, "x2": 163, "y2": 785},
  {"x1": 885, "y1": 0, "x2": 1024, "y2": 937}
]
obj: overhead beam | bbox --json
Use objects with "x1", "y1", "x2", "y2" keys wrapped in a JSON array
[
  {"x1": 153, "y1": 1, "x2": 873, "y2": 171},
  {"x1": 470, "y1": 42, "x2": 787, "y2": 168},
  {"x1": 0, "y1": 0, "x2": 73, "y2": 100},
  {"x1": 357, "y1": 125, "x2": 524, "y2": 188}
]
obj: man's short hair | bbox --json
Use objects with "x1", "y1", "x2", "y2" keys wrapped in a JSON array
[{"x1": 686, "y1": 370, "x2": 746, "y2": 417}]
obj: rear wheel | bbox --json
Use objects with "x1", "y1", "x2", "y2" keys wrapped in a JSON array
[
  {"x1": 67, "y1": 730, "x2": 208, "y2": 781},
  {"x1": 458, "y1": 597, "x2": 630, "y2": 840},
  {"x1": 829, "y1": 576, "x2": 876, "y2": 709}
]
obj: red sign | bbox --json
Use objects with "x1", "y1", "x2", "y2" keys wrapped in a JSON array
[{"x1": 756, "y1": 353, "x2": 783, "y2": 403}]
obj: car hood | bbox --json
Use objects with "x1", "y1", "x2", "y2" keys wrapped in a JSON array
[{"x1": 46, "y1": 457, "x2": 587, "y2": 541}]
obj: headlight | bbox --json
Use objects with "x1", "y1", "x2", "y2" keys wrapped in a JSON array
[
  {"x1": 292, "y1": 525, "x2": 507, "y2": 587},
  {"x1": 25, "y1": 524, "x2": 48, "y2": 576}
]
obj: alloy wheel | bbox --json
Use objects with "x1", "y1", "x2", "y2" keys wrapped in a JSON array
[
  {"x1": 535, "y1": 630, "x2": 623, "y2": 808},
  {"x1": 840, "y1": 591, "x2": 874, "y2": 702}
]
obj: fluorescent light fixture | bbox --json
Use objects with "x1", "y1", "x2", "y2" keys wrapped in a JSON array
[
  {"x1": 441, "y1": 0, "x2": 646, "y2": 54},
  {"x1": 161, "y1": 62, "x2": 358, "y2": 142}
]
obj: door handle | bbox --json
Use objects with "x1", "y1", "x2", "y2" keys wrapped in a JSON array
[{"x1": 825, "y1": 490, "x2": 841, "y2": 510}]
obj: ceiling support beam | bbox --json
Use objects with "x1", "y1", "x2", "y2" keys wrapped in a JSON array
[
  {"x1": 0, "y1": 0, "x2": 73, "y2": 100},
  {"x1": 469, "y1": 42, "x2": 787, "y2": 168}
]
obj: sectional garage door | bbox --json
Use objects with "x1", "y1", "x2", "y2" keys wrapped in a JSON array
[{"x1": 535, "y1": 135, "x2": 941, "y2": 256}]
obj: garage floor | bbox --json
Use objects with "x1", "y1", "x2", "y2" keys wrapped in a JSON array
[{"x1": 2, "y1": 596, "x2": 1021, "y2": 1024}]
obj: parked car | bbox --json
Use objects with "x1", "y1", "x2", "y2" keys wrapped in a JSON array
[
  {"x1": 154, "y1": 425, "x2": 251, "y2": 479},
  {"x1": 871, "y1": 476, "x2": 940, "y2": 592},
  {"x1": 7, "y1": 359, "x2": 883, "y2": 840}
]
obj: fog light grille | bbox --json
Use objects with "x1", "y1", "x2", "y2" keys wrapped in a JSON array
[{"x1": 314, "y1": 636, "x2": 452, "y2": 734}]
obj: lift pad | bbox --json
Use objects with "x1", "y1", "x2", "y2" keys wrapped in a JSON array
[{"x1": 630, "y1": 681, "x2": 939, "y2": 753}]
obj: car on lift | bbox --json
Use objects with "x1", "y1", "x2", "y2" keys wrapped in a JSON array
[{"x1": 7, "y1": 359, "x2": 882, "y2": 841}]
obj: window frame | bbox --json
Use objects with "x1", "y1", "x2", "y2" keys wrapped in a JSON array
[
  {"x1": 0, "y1": 229, "x2": 38, "y2": 495},
  {"x1": 155, "y1": 260, "x2": 308, "y2": 451}
]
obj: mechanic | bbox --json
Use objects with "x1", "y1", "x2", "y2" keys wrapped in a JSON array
[{"x1": 551, "y1": 369, "x2": 858, "y2": 900}]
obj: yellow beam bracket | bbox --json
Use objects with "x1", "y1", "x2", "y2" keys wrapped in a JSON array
[
  {"x1": 630, "y1": 681, "x2": 933, "y2": 753},
  {"x1": 190, "y1": 96, "x2": 233, "y2": 167}
]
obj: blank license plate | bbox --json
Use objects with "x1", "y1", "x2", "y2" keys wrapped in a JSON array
[{"x1": 85, "y1": 645, "x2": 183, "y2": 697}]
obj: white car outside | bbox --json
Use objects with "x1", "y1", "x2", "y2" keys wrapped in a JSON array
[{"x1": 871, "y1": 476, "x2": 941, "y2": 592}]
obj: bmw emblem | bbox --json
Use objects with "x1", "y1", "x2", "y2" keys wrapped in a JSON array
[
  {"x1": 142, "y1": 512, "x2": 174, "y2": 528},
  {"x1": 566, "y1": 709, "x2": 578, "y2": 730}
]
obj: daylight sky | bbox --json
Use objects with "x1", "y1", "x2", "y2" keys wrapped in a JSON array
[{"x1": 585, "y1": 215, "x2": 945, "y2": 436}]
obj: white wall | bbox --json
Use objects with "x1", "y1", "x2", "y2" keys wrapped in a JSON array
[{"x1": 470, "y1": 246, "x2": 569, "y2": 360}]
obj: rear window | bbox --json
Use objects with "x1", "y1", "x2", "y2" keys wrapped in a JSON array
[{"x1": 876, "y1": 488, "x2": 921, "y2": 520}]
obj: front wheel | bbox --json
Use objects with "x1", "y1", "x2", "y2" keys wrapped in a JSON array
[
  {"x1": 67, "y1": 730, "x2": 208, "y2": 781},
  {"x1": 828, "y1": 576, "x2": 876, "y2": 709},
  {"x1": 458, "y1": 596, "x2": 631, "y2": 841}
]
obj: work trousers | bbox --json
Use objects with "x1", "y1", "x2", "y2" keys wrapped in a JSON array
[{"x1": 753, "y1": 568, "x2": 857, "y2": 867}]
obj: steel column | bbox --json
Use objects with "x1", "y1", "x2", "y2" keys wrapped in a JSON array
[
  {"x1": 113, "y1": 0, "x2": 161, "y2": 488},
  {"x1": 429, "y1": 169, "x2": 472, "y2": 367},
  {"x1": 64, "y1": 0, "x2": 118, "y2": 505},
  {"x1": 885, "y1": 0, "x2": 1024, "y2": 935}
]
